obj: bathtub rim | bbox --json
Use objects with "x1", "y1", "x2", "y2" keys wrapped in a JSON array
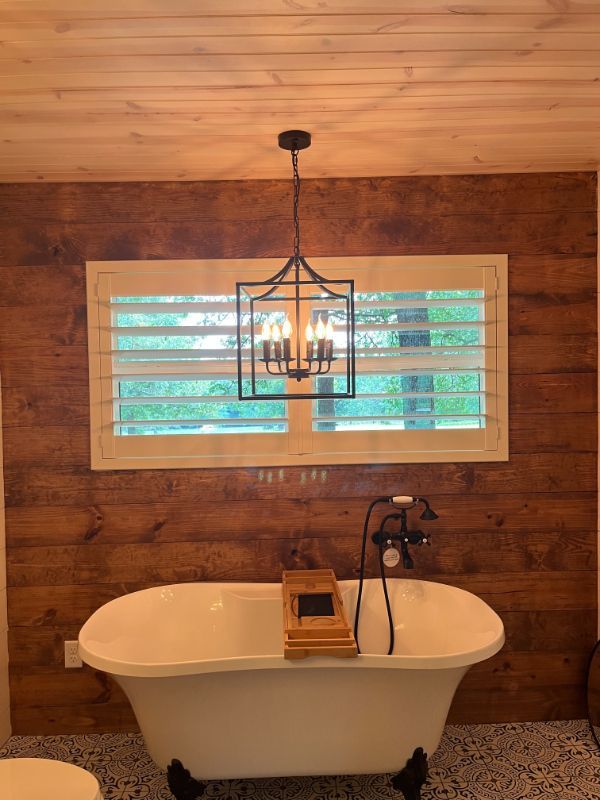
[{"x1": 78, "y1": 578, "x2": 505, "y2": 678}]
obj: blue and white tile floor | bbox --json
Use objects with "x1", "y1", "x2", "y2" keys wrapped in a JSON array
[{"x1": 0, "y1": 720, "x2": 598, "y2": 799}]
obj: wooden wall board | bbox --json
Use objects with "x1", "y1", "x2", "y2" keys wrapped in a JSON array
[
  {"x1": 1, "y1": 174, "x2": 595, "y2": 222},
  {"x1": 0, "y1": 215, "x2": 596, "y2": 268},
  {"x1": 510, "y1": 413, "x2": 597, "y2": 453},
  {"x1": 0, "y1": 172, "x2": 596, "y2": 733},
  {"x1": 7, "y1": 54, "x2": 600, "y2": 75},
  {"x1": 2, "y1": 453, "x2": 597, "y2": 507},
  {"x1": 10, "y1": 702, "x2": 138, "y2": 736},
  {"x1": 446, "y1": 686, "x2": 587, "y2": 724},
  {"x1": 1, "y1": 3, "x2": 600, "y2": 180},
  {"x1": 4, "y1": 492, "x2": 598, "y2": 548},
  {"x1": 7, "y1": 2, "x2": 600, "y2": 17},
  {"x1": 4, "y1": 532, "x2": 597, "y2": 587},
  {"x1": 6, "y1": 15, "x2": 600, "y2": 39}
]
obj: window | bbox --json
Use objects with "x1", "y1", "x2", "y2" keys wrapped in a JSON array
[{"x1": 87, "y1": 256, "x2": 508, "y2": 469}]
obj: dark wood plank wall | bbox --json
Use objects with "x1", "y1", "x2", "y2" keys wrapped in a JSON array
[{"x1": 0, "y1": 173, "x2": 597, "y2": 735}]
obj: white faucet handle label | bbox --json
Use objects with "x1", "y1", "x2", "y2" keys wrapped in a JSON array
[{"x1": 383, "y1": 547, "x2": 401, "y2": 568}]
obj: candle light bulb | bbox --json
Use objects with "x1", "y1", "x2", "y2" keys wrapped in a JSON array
[
  {"x1": 272, "y1": 323, "x2": 281, "y2": 342},
  {"x1": 282, "y1": 316, "x2": 293, "y2": 338},
  {"x1": 305, "y1": 321, "x2": 315, "y2": 361},
  {"x1": 315, "y1": 315, "x2": 326, "y2": 340},
  {"x1": 261, "y1": 321, "x2": 272, "y2": 341},
  {"x1": 325, "y1": 320, "x2": 334, "y2": 339}
]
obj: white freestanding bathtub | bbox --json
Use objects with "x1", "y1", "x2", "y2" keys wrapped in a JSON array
[{"x1": 79, "y1": 578, "x2": 504, "y2": 780}]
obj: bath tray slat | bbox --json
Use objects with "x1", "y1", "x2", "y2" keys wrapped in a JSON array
[{"x1": 282, "y1": 569, "x2": 358, "y2": 660}]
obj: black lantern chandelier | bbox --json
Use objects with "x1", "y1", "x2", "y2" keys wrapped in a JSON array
[{"x1": 236, "y1": 130, "x2": 356, "y2": 401}]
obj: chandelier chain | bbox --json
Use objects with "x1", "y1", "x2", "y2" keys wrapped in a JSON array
[{"x1": 292, "y1": 147, "x2": 301, "y2": 261}]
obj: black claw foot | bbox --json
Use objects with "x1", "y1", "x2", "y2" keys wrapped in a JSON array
[
  {"x1": 390, "y1": 747, "x2": 429, "y2": 800},
  {"x1": 167, "y1": 759, "x2": 206, "y2": 800}
]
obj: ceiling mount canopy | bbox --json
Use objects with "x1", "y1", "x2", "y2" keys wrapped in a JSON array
[
  {"x1": 236, "y1": 130, "x2": 356, "y2": 402},
  {"x1": 277, "y1": 130, "x2": 312, "y2": 151}
]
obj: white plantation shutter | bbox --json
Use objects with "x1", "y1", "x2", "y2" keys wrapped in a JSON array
[
  {"x1": 312, "y1": 295, "x2": 487, "y2": 429},
  {"x1": 87, "y1": 257, "x2": 507, "y2": 469},
  {"x1": 109, "y1": 297, "x2": 287, "y2": 437},
  {"x1": 88, "y1": 260, "x2": 296, "y2": 468},
  {"x1": 308, "y1": 259, "x2": 505, "y2": 460}
]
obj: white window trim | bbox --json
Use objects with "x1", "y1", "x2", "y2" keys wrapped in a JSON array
[{"x1": 86, "y1": 255, "x2": 508, "y2": 470}]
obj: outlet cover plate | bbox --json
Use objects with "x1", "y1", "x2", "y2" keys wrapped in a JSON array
[{"x1": 64, "y1": 640, "x2": 83, "y2": 668}]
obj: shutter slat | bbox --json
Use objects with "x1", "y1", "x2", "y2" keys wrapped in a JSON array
[
  {"x1": 312, "y1": 298, "x2": 485, "y2": 309},
  {"x1": 114, "y1": 418, "x2": 287, "y2": 428},
  {"x1": 111, "y1": 345, "x2": 486, "y2": 359},
  {"x1": 335, "y1": 391, "x2": 484, "y2": 401},
  {"x1": 115, "y1": 370, "x2": 280, "y2": 381},
  {"x1": 113, "y1": 361, "x2": 484, "y2": 379},
  {"x1": 116, "y1": 390, "x2": 483, "y2": 405},
  {"x1": 111, "y1": 301, "x2": 246, "y2": 313},
  {"x1": 112, "y1": 349, "x2": 241, "y2": 359},
  {"x1": 352, "y1": 298, "x2": 485, "y2": 309},
  {"x1": 114, "y1": 367, "x2": 485, "y2": 382},
  {"x1": 114, "y1": 325, "x2": 241, "y2": 337},
  {"x1": 117, "y1": 395, "x2": 242, "y2": 405},
  {"x1": 112, "y1": 320, "x2": 485, "y2": 337},
  {"x1": 314, "y1": 414, "x2": 486, "y2": 422},
  {"x1": 111, "y1": 298, "x2": 483, "y2": 314},
  {"x1": 355, "y1": 321, "x2": 485, "y2": 330}
]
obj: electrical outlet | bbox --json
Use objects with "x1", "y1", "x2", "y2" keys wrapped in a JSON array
[{"x1": 64, "y1": 640, "x2": 83, "y2": 669}]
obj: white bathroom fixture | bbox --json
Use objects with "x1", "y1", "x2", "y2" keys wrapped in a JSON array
[
  {"x1": 79, "y1": 578, "x2": 504, "y2": 783},
  {"x1": 0, "y1": 758, "x2": 102, "y2": 800}
]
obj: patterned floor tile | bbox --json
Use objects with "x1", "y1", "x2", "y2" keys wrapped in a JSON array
[{"x1": 0, "y1": 720, "x2": 598, "y2": 799}]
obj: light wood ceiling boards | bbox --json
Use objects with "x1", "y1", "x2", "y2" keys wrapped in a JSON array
[{"x1": 1, "y1": 1, "x2": 600, "y2": 182}]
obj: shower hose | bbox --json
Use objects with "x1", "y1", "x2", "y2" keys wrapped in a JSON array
[{"x1": 353, "y1": 496, "x2": 396, "y2": 656}]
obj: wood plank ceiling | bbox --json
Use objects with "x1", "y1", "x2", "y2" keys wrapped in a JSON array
[{"x1": 1, "y1": 1, "x2": 600, "y2": 182}]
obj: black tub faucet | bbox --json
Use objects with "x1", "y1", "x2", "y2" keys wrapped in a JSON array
[
  {"x1": 371, "y1": 507, "x2": 432, "y2": 570},
  {"x1": 355, "y1": 494, "x2": 438, "y2": 655}
]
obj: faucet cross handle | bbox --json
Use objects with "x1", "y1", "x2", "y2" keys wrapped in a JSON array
[{"x1": 404, "y1": 530, "x2": 431, "y2": 546}]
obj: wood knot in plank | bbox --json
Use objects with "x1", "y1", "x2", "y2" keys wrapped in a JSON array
[{"x1": 84, "y1": 506, "x2": 104, "y2": 541}]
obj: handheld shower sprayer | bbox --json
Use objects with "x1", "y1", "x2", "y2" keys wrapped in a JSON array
[
  {"x1": 354, "y1": 493, "x2": 438, "y2": 656},
  {"x1": 391, "y1": 495, "x2": 439, "y2": 521}
]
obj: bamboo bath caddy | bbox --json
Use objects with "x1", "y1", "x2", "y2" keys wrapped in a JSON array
[{"x1": 282, "y1": 569, "x2": 358, "y2": 660}]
